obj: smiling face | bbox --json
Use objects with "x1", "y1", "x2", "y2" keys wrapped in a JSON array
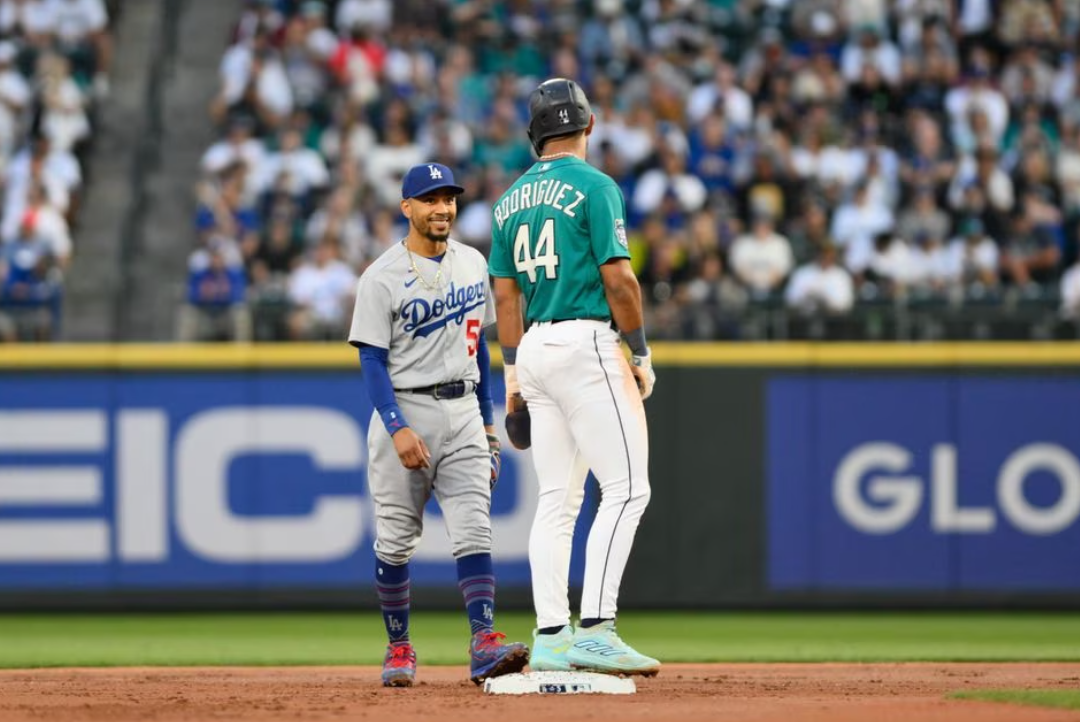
[{"x1": 401, "y1": 189, "x2": 459, "y2": 244}]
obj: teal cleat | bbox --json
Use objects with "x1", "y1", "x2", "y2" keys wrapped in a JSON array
[
  {"x1": 565, "y1": 621, "x2": 660, "y2": 677},
  {"x1": 528, "y1": 625, "x2": 574, "y2": 672}
]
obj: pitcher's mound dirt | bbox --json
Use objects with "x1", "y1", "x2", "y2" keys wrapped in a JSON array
[{"x1": 1, "y1": 663, "x2": 1078, "y2": 721}]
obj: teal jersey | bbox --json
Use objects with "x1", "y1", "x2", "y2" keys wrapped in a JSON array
[{"x1": 489, "y1": 157, "x2": 630, "y2": 322}]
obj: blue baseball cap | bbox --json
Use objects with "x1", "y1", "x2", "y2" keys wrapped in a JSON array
[{"x1": 401, "y1": 163, "x2": 465, "y2": 199}]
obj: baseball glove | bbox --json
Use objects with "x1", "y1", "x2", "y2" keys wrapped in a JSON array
[{"x1": 505, "y1": 392, "x2": 531, "y2": 450}]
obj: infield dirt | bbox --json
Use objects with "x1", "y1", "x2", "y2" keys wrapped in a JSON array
[{"x1": 0, "y1": 663, "x2": 1078, "y2": 721}]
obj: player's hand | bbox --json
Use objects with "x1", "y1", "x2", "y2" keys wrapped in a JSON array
[
  {"x1": 630, "y1": 349, "x2": 656, "y2": 400},
  {"x1": 486, "y1": 431, "x2": 501, "y2": 490},
  {"x1": 504, "y1": 364, "x2": 520, "y2": 409},
  {"x1": 392, "y1": 427, "x2": 431, "y2": 470}
]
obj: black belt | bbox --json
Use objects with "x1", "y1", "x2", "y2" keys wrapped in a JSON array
[{"x1": 395, "y1": 380, "x2": 473, "y2": 400}]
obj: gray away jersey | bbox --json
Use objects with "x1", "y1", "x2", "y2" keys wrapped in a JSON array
[{"x1": 348, "y1": 239, "x2": 495, "y2": 389}]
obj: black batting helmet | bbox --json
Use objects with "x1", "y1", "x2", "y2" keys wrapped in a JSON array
[{"x1": 526, "y1": 78, "x2": 592, "y2": 155}]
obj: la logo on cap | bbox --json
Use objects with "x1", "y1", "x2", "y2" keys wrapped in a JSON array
[{"x1": 428, "y1": 164, "x2": 442, "y2": 179}]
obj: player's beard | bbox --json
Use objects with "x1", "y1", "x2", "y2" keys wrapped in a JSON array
[{"x1": 419, "y1": 214, "x2": 452, "y2": 244}]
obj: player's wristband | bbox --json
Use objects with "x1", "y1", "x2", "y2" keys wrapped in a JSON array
[
  {"x1": 502, "y1": 346, "x2": 517, "y2": 365},
  {"x1": 378, "y1": 403, "x2": 409, "y2": 435},
  {"x1": 621, "y1": 327, "x2": 648, "y2": 357}
]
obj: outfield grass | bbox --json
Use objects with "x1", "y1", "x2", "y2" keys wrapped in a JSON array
[
  {"x1": 0, "y1": 612, "x2": 1078, "y2": 668},
  {"x1": 951, "y1": 690, "x2": 1080, "y2": 711}
]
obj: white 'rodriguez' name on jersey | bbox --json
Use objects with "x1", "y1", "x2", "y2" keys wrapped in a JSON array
[
  {"x1": 348, "y1": 238, "x2": 496, "y2": 390},
  {"x1": 492, "y1": 177, "x2": 585, "y2": 231}
]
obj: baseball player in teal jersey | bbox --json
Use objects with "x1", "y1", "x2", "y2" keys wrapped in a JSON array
[
  {"x1": 489, "y1": 79, "x2": 660, "y2": 677},
  {"x1": 349, "y1": 163, "x2": 528, "y2": 687}
]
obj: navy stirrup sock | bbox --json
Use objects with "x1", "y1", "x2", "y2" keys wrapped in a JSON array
[{"x1": 375, "y1": 560, "x2": 410, "y2": 643}]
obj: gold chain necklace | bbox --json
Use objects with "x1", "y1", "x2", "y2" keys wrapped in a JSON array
[
  {"x1": 404, "y1": 241, "x2": 447, "y2": 290},
  {"x1": 539, "y1": 151, "x2": 577, "y2": 161}
]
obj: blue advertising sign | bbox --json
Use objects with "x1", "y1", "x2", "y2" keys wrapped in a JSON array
[
  {"x1": 768, "y1": 377, "x2": 1080, "y2": 591},
  {"x1": 0, "y1": 373, "x2": 541, "y2": 590}
]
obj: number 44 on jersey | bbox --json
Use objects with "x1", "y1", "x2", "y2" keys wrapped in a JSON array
[{"x1": 513, "y1": 219, "x2": 560, "y2": 283}]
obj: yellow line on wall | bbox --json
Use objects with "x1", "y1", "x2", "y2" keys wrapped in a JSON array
[{"x1": 1, "y1": 342, "x2": 1080, "y2": 369}]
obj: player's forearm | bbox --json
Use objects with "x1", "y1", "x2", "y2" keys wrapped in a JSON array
[
  {"x1": 493, "y1": 277, "x2": 524, "y2": 350},
  {"x1": 475, "y1": 334, "x2": 494, "y2": 426},
  {"x1": 358, "y1": 345, "x2": 409, "y2": 435},
  {"x1": 601, "y1": 262, "x2": 645, "y2": 337}
]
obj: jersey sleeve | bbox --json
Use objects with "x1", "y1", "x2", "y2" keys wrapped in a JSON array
[
  {"x1": 481, "y1": 274, "x2": 496, "y2": 328},
  {"x1": 347, "y1": 271, "x2": 392, "y2": 348},
  {"x1": 587, "y1": 180, "x2": 632, "y2": 265},
  {"x1": 488, "y1": 206, "x2": 515, "y2": 278}
]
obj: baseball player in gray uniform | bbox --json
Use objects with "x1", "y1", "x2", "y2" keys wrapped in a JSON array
[{"x1": 348, "y1": 163, "x2": 528, "y2": 687}]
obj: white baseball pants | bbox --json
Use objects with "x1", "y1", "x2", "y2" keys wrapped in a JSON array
[{"x1": 517, "y1": 319, "x2": 651, "y2": 629}]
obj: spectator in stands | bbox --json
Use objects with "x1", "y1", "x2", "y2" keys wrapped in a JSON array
[
  {"x1": 4, "y1": 134, "x2": 80, "y2": 226},
  {"x1": 472, "y1": 111, "x2": 531, "y2": 174},
  {"x1": 791, "y1": 51, "x2": 847, "y2": 109},
  {"x1": 840, "y1": 24, "x2": 902, "y2": 87},
  {"x1": 279, "y1": 13, "x2": 329, "y2": 116},
  {"x1": 335, "y1": 0, "x2": 393, "y2": 37},
  {"x1": 900, "y1": 14, "x2": 958, "y2": 83},
  {"x1": 256, "y1": 125, "x2": 329, "y2": 207},
  {"x1": 1000, "y1": 43, "x2": 1055, "y2": 108},
  {"x1": 945, "y1": 62, "x2": 1010, "y2": 148},
  {"x1": 738, "y1": 148, "x2": 795, "y2": 224},
  {"x1": 633, "y1": 139, "x2": 708, "y2": 217},
  {"x1": 903, "y1": 231, "x2": 950, "y2": 297},
  {"x1": 785, "y1": 199, "x2": 833, "y2": 266},
  {"x1": 254, "y1": 209, "x2": 301, "y2": 285},
  {"x1": 830, "y1": 179, "x2": 894, "y2": 277},
  {"x1": 865, "y1": 231, "x2": 918, "y2": 299},
  {"x1": 304, "y1": 185, "x2": 368, "y2": 268},
  {"x1": 11, "y1": 187, "x2": 70, "y2": 270},
  {"x1": 1061, "y1": 254, "x2": 1080, "y2": 320},
  {"x1": 286, "y1": 239, "x2": 355, "y2": 340},
  {"x1": 212, "y1": 28, "x2": 294, "y2": 132},
  {"x1": 0, "y1": 41, "x2": 30, "y2": 161},
  {"x1": 38, "y1": 53, "x2": 89, "y2": 155},
  {"x1": 945, "y1": 216, "x2": 1000, "y2": 292},
  {"x1": 0, "y1": 214, "x2": 58, "y2": 341},
  {"x1": 896, "y1": 185, "x2": 951, "y2": 246},
  {"x1": 232, "y1": 0, "x2": 285, "y2": 47},
  {"x1": 455, "y1": 169, "x2": 508, "y2": 254},
  {"x1": 728, "y1": 211, "x2": 794, "y2": 297},
  {"x1": 947, "y1": 144, "x2": 1014, "y2": 216},
  {"x1": 1056, "y1": 124, "x2": 1080, "y2": 218},
  {"x1": 898, "y1": 111, "x2": 956, "y2": 193},
  {"x1": 364, "y1": 120, "x2": 423, "y2": 207},
  {"x1": 683, "y1": 251, "x2": 749, "y2": 339},
  {"x1": 201, "y1": 114, "x2": 266, "y2": 193},
  {"x1": 997, "y1": 0, "x2": 1060, "y2": 49},
  {"x1": 50, "y1": 0, "x2": 111, "y2": 97},
  {"x1": 785, "y1": 243, "x2": 855, "y2": 315},
  {"x1": 195, "y1": 165, "x2": 260, "y2": 263},
  {"x1": 178, "y1": 239, "x2": 251, "y2": 342},
  {"x1": 328, "y1": 19, "x2": 386, "y2": 107},
  {"x1": 687, "y1": 111, "x2": 738, "y2": 199},
  {"x1": 687, "y1": 61, "x2": 754, "y2": 130},
  {"x1": 1001, "y1": 186, "x2": 1064, "y2": 289}
]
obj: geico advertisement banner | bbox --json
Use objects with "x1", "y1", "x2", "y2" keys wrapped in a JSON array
[
  {"x1": 0, "y1": 374, "x2": 536, "y2": 589},
  {"x1": 767, "y1": 377, "x2": 1080, "y2": 590}
]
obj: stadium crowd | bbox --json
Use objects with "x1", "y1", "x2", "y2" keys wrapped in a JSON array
[
  {"x1": 0, "y1": 0, "x2": 112, "y2": 342},
  {"x1": 184, "y1": 0, "x2": 1080, "y2": 342}
]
